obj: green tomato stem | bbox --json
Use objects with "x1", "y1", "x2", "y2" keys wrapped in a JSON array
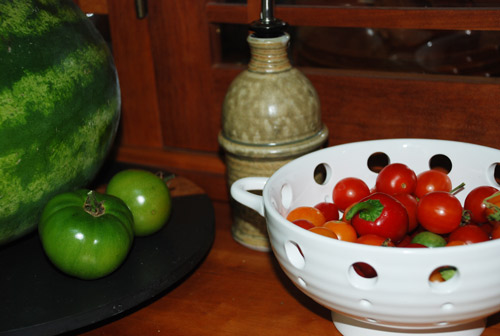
[
  {"x1": 156, "y1": 171, "x2": 176, "y2": 184},
  {"x1": 381, "y1": 238, "x2": 393, "y2": 247},
  {"x1": 460, "y1": 209, "x2": 471, "y2": 226},
  {"x1": 345, "y1": 199, "x2": 383, "y2": 222},
  {"x1": 484, "y1": 191, "x2": 500, "y2": 223},
  {"x1": 450, "y1": 182, "x2": 465, "y2": 195},
  {"x1": 84, "y1": 190, "x2": 105, "y2": 217}
]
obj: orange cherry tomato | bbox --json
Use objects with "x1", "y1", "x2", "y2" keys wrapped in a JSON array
[
  {"x1": 322, "y1": 220, "x2": 357, "y2": 242},
  {"x1": 429, "y1": 269, "x2": 445, "y2": 282},
  {"x1": 446, "y1": 240, "x2": 467, "y2": 247},
  {"x1": 356, "y1": 234, "x2": 395, "y2": 247},
  {"x1": 287, "y1": 206, "x2": 325, "y2": 227},
  {"x1": 309, "y1": 227, "x2": 338, "y2": 239}
]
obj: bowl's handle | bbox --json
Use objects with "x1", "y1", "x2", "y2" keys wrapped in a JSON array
[{"x1": 230, "y1": 177, "x2": 268, "y2": 217}]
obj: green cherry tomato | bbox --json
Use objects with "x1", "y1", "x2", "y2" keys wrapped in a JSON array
[
  {"x1": 411, "y1": 231, "x2": 447, "y2": 248},
  {"x1": 39, "y1": 189, "x2": 134, "y2": 280},
  {"x1": 106, "y1": 169, "x2": 172, "y2": 236}
]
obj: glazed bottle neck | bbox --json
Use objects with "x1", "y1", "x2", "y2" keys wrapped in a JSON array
[{"x1": 247, "y1": 33, "x2": 292, "y2": 73}]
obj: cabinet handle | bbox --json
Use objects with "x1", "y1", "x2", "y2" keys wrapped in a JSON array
[{"x1": 135, "y1": 0, "x2": 148, "y2": 19}]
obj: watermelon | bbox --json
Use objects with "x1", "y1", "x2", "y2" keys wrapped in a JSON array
[{"x1": 0, "y1": 0, "x2": 121, "y2": 245}]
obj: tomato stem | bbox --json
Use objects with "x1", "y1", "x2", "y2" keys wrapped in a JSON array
[
  {"x1": 450, "y1": 182, "x2": 465, "y2": 195},
  {"x1": 84, "y1": 190, "x2": 105, "y2": 217},
  {"x1": 381, "y1": 238, "x2": 393, "y2": 247},
  {"x1": 484, "y1": 191, "x2": 500, "y2": 223},
  {"x1": 345, "y1": 199, "x2": 383, "y2": 222},
  {"x1": 460, "y1": 209, "x2": 471, "y2": 226},
  {"x1": 156, "y1": 171, "x2": 175, "y2": 183}
]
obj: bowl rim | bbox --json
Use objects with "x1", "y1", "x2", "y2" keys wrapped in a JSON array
[{"x1": 262, "y1": 138, "x2": 500, "y2": 254}]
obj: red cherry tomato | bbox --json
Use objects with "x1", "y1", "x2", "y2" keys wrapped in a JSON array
[
  {"x1": 332, "y1": 177, "x2": 370, "y2": 211},
  {"x1": 417, "y1": 191, "x2": 462, "y2": 234},
  {"x1": 292, "y1": 219, "x2": 315, "y2": 230},
  {"x1": 492, "y1": 225, "x2": 500, "y2": 240},
  {"x1": 396, "y1": 235, "x2": 412, "y2": 247},
  {"x1": 448, "y1": 224, "x2": 489, "y2": 244},
  {"x1": 346, "y1": 192, "x2": 408, "y2": 243},
  {"x1": 314, "y1": 202, "x2": 340, "y2": 222},
  {"x1": 464, "y1": 186, "x2": 499, "y2": 224},
  {"x1": 414, "y1": 169, "x2": 452, "y2": 199},
  {"x1": 479, "y1": 222, "x2": 494, "y2": 237},
  {"x1": 393, "y1": 193, "x2": 418, "y2": 232},
  {"x1": 375, "y1": 163, "x2": 417, "y2": 195}
]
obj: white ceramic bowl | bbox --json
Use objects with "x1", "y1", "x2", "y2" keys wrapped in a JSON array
[{"x1": 231, "y1": 139, "x2": 500, "y2": 336}]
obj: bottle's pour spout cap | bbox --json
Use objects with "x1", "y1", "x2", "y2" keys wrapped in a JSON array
[{"x1": 249, "y1": 0, "x2": 287, "y2": 38}]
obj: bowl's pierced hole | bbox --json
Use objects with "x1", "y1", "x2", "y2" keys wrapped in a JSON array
[
  {"x1": 367, "y1": 152, "x2": 389, "y2": 173},
  {"x1": 429, "y1": 154, "x2": 452, "y2": 174},
  {"x1": 280, "y1": 183, "x2": 293, "y2": 210},
  {"x1": 429, "y1": 265, "x2": 459, "y2": 293},
  {"x1": 348, "y1": 262, "x2": 378, "y2": 289},
  {"x1": 284, "y1": 240, "x2": 305, "y2": 270},
  {"x1": 314, "y1": 163, "x2": 331, "y2": 185},
  {"x1": 492, "y1": 162, "x2": 500, "y2": 186}
]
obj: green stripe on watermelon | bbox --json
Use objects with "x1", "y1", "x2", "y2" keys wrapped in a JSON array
[
  {"x1": 0, "y1": 0, "x2": 121, "y2": 245},
  {"x1": 0, "y1": 1, "x2": 80, "y2": 38},
  {"x1": 0, "y1": 1, "x2": 105, "y2": 92},
  {"x1": 1, "y1": 45, "x2": 112, "y2": 126}
]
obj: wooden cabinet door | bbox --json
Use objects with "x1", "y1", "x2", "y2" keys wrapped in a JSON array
[{"x1": 75, "y1": 0, "x2": 500, "y2": 201}]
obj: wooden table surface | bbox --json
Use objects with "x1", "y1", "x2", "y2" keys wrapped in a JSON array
[{"x1": 79, "y1": 185, "x2": 500, "y2": 336}]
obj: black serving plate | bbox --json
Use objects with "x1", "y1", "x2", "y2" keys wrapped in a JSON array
[{"x1": 0, "y1": 165, "x2": 215, "y2": 336}]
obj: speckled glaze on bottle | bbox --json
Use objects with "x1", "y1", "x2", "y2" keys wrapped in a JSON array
[{"x1": 219, "y1": 33, "x2": 328, "y2": 251}]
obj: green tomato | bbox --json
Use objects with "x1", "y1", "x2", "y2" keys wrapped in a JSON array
[
  {"x1": 39, "y1": 189, "x2": 134, "y2": 280},
  {"x1": 106, "y1": 169, "x2": 172, "y2": 236},
  {"x1": 411, "y1": 231, "x2": 447, "y2": 248}
]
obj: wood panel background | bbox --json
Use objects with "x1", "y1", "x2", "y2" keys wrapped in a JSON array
[{"x1": 74, "y1": 0, "x2": 500, "y2": 202}]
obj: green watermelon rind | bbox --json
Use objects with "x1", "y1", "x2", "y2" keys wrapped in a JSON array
[{"x1": 0, "y1": 0, "x2": 121, "y2": 245}]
